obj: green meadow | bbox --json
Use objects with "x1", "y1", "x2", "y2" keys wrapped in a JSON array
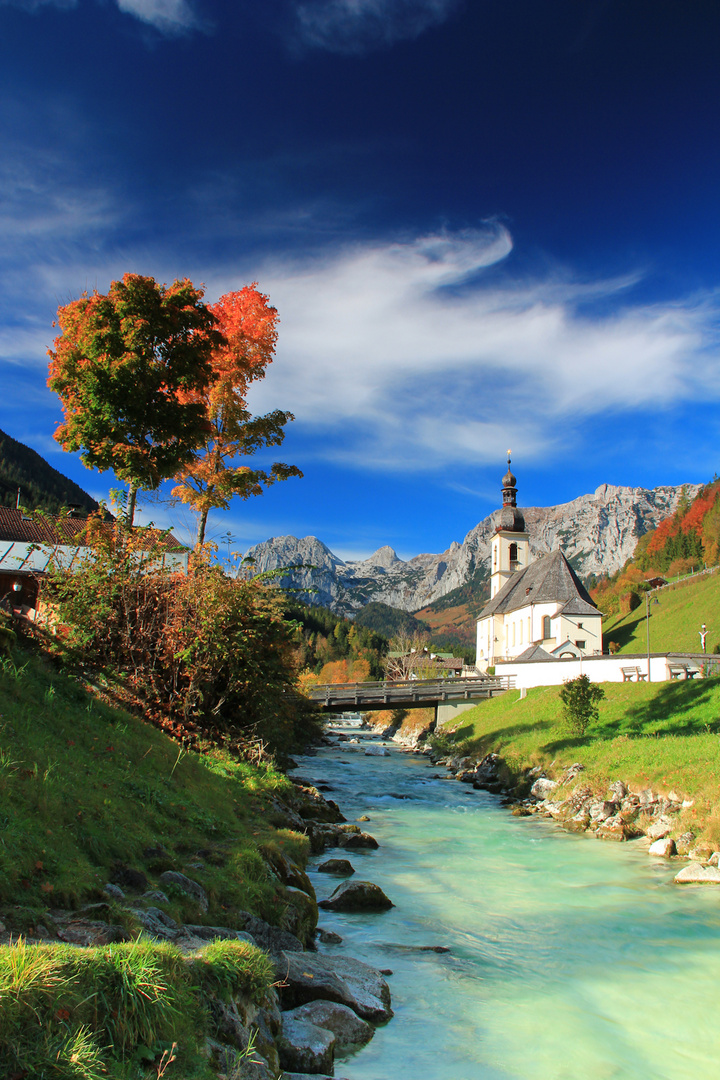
[
  {"x1": 602, "y1": 569, "x2": 720, "y2": 654},
  {"x1": 441, "y1": 677, "x2": 720, "y2": 844}
]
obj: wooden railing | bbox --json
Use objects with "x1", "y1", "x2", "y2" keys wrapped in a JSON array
[{"x1": 308, "y1": 674, "x2": 515, "y2": 710}]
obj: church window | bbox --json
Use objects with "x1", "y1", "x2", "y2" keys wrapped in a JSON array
[
  {"x1": 578, "y1": 622, "x2": 583, "y2": 630},
  {"x1": 519, "y1": 621, "x2": 523, "y2": 644},
  {"x1": 542, "y1": 615, "x2": 551, "y2": 639},
  {"x1": 511, "y1": 623, "x2": 515, "y2": 646},
  {"x1": 575, "y1": 640, "x2": 586, "y2": 650},
  {"x1": 509, "y1": 542, "x2": 518, "y2": 562}
]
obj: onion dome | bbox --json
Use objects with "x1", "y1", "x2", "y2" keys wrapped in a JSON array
[{"x1": 498, "y1": 452, "x2": 525, "y2": 532}]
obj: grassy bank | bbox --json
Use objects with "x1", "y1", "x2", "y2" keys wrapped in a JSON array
[
  {"x1": 603, "y1": 570, "x2": 720, "y2": 654},
  {"x1": 0, "y1": 644, "x2": 314, "y2": 1076},
  {"x1": 438, "y1": 678, "x2": 720, "y2": 843},
  {"x1": 0, "y1": 647, "x2": 307, "y2": 924}
]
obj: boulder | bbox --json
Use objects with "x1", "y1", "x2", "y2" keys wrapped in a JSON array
[
  {"x1": 278, "y1": 1015, "x2": 335, "y2": 1074},
  {"x1": 674, "y1": 862, "x2": 720, "y2": 884},
  {"x1": 131, "y1": 906, "x2": 180, "y2": 940},
  {"x1": 530, "y1": 777, "x2": 557, "y2": 800},
  {"x1": 57, "y1": 920, "x2": 130, "y2": 946},
  {"x1": 278, "y1": 951, "x2": 393, "y2": 1022},
  {"x1": 316, "y1": 927, "x2": 343, "y2": 944},
  {"x1": 283, "y1": 1000, "x2": 373, "y2": 1050},
  {"x1": 264, "y1": 850, "x2": 316, "y2": 899},
  {"x1": 318, "y1": 881, "x2": 394, "y2": 912},
  {"x1": 364, "y1": 746, "x2": 390, "y2": 757},
  {"x1": 338, "y1": 832, "x2": 379, "y2": 850},
  {"x1": 240, "y1": 914, "x2": 303, "y2": 958},
  {"x1": 646, "y1": 820, "x2": 672, "y2": 841},
  {"x1": 158, "y1": 871, "x2": 208, "y2": 912},
  {"x1": 103, "y1": 883, "x2": 125, "y2": 901},
  {"x1": 648, "y1": 837, "x2": 676, "y2": 857},
  {"x1": 184, "y1": 924, "x2": 252, "y2": 942},
  {"x1": 317, "y1": 858, "x2": 355, "y2": 876}
]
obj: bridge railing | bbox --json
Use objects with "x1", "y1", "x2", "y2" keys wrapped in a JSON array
[{"x1": 307, "y1": 674, "x2": 515, "y2": 706}]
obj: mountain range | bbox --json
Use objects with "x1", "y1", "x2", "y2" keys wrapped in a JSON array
[{"x1": 246, "y1": 482, "x2": 698, "y2": 618}]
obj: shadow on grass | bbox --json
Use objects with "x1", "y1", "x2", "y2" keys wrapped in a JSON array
[
  {"x1": 541, "y1": 679, "x2": 720, "y2": 753},
  {"x1": 604, "y1": 613, "x2": 645, "y2": 650},
  {"x1": 465, "y1": 719, "x2": 553, "y2": 756}
]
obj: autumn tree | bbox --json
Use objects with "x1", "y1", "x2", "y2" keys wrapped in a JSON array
[
  {"x1": 171, "y1": 284, "x2": 302, "y2": 547},
  {"x1": 48, "y1": 274, "x2": 220, "y2": 527}
]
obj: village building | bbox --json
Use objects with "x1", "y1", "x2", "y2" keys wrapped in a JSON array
[
  {"x1": 475, "y1": 460, "x2": 603, "y2": 669},
  {"x1": 0, "y1": 506, "x2": 188, "y2": 622}
]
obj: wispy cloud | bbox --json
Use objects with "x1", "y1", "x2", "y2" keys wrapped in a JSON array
[
  {"x1": 293, "y1": 0, "x2": 461, "y2": 53},
  {"x1": 115, "y1": 0, "x2": 199, "y2": 33},
  {"x1": 226, "y1": 225, "x2": 720, "y2": 471},
  {"x1": 0, "y1": 0, "x2": 199, "y2": 32}
]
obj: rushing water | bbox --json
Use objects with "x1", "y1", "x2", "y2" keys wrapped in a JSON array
[{"x1": 292, "y1": 723, "x2": 720, "y2": 1080}]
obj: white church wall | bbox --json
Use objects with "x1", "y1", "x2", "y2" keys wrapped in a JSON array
[{"x1": 496, "y1": 653, "x2": 684, "y2": 688}]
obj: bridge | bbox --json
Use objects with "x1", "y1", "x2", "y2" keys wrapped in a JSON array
[{"x1": 308, "y1": 674, "x2": 515, "y2": 727}]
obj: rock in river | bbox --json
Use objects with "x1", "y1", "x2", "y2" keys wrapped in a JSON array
[
  {"x1": 317, "y1": 858, "x2": 355, "y2": 875},
  {"x1": 278, "y1": 1015, "x2": 335, "y2": 1075},
  {"x1": 318, "y1": 880, "x2": 394, "y2": 912},
  {"x1": 282, "y1": 1000, "x2": 374, "y2": 1050},
  {"x1": 278, "y1": 951, "x2": 393, "y2": 1022},
  {"x1": 674, "y1": 862, "x2": 720, "y2": 885}
]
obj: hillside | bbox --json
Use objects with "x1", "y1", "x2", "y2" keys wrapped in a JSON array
[
  {"x1": 0, "y1": 427, "x2": 99, "y2": 515},
  {"x1": 602, "y1": 570, "x2": 720, "y2": 655},
  {"x1": 438, "y1": 678, "x2": 720, "y2": 845},
  {"x1": 246, "y1": 482, "x2": 696, "y2": 618}
]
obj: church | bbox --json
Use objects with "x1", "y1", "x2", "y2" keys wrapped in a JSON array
[{"x1": 475, "y1": 460, "x2": 603, "y2": 669}]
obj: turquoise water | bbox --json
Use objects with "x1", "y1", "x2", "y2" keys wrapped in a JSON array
[{"x1": 294, "y1": 726, "x2": 720, "y2": 1080}]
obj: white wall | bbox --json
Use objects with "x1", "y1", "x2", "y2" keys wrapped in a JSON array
[{"x1": 495, "y1": 653, "x2": 705, "y2": 688}]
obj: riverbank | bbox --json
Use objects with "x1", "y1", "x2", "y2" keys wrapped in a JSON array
[
  {"x1": 374, "y1": 679, "x2": 720, "y2": 883},
  {"x1": 0, "y1": 649, "x2": 392, "y2": 1078},
  {"x1": 292, "y1": 722, "x2": 720, "y2": 1079}
]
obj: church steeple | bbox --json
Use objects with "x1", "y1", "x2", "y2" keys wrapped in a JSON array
[
  {"x1": 498, "y1": 451, "x2": 525, "y2": 533},
  {"x1": 490, "y1": 452, "x2": 530, "y2": 598}
]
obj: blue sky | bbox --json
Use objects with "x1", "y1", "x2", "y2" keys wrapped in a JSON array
[{"x1": 2, "y1": 0, "x2": 720, "y2": 560}]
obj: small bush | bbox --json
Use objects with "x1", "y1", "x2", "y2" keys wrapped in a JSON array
[{"x1": 558, "y1": 675, "x2": 605, "y2": 736}]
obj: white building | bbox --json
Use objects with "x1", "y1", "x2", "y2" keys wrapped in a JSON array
[{"x1": 476, "y1": 460, "x2": 603, "y2": 669}]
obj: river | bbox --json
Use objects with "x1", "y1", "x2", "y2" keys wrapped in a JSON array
[{"x1": 292, "y1": 722, "x2": 720, "y2": 1080}]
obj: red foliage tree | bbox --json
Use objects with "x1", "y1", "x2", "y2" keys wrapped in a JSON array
[{"x1": 172, "y1": 284, "x2": 302, "y2": 547}]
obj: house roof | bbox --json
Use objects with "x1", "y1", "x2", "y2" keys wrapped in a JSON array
[
  {"x1": 0, "y1": 507, "x2": 185, "y2": 553},
  {"x1": 478, "y1": 548, "x2": 599, "y2": 619}
]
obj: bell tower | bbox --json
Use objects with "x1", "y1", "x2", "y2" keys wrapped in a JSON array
[{"x1": 490, "y1": 452, "x2": 530, "y2": 598}]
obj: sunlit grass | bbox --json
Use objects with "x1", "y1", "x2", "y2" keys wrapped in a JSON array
[
  {"x1": 603, "y1": 571, "x2": 720, "y2": 654},
  {"x1": 443, "y1": 679, "x2": 720, "y2": 842}
]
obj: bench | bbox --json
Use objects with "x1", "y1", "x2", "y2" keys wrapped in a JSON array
[
  {"x1": 669, "y1": 664, "x2": 701, "y2": 680},
  {"x1": 621, "y1": 666, "x2": 647, "y2": 682}
]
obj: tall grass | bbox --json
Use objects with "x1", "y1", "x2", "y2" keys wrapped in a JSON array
[{"x1": 0, "y1": 937, "x2": 274, "y2": 1079}]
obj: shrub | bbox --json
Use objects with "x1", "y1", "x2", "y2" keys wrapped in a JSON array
[
  {"x1": 558, "y1": 674, "x2": 605, "y2": 736},
  {"x1": 38, "y1": 522, "x2": 322, "y2": 756}
]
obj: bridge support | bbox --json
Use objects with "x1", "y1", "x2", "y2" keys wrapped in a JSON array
[{"x1": 435, "y1": 699, "x2": 482, "y2": 729}]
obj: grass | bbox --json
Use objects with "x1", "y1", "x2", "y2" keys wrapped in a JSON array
[
  {"x1": 0, "y1": 644, "x2": 308, "y2": 932},
  {"x1": 0, "y1": 935, "x2": 274, "y2": 1079},
  {"x1": 439, "y1": 677, "x2": 720, "y2": 843},
  {"x1": 603, "y1": 570, "x2": 720, "y2": 654}
]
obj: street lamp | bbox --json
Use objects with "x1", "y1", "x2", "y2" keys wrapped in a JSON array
[{"x1": 645, "y1": 589, "x2": 660, "y2": 682}]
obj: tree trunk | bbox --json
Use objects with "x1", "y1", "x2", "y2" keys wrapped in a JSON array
[
  {"x1": 126, "y1": 482, "x2": 138, "y2": 530},
  {"x1": 196, "y1": 507, "x2": 209, "y2": 548}
]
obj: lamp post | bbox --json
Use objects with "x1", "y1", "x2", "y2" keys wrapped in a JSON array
[{"x1": 645, "y1": 589, "x2": 659, "y2": 682}]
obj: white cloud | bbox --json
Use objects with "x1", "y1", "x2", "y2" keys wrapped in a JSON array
[
  {"x1": 227, "y1": 225, "x2": 720, "y2": 470},
  {"x1": 115, "y1": 0, "x2": 198, "y2": 33},
  {"x1": 293, "y1": 0, "x2": 460, "y2": 52}
]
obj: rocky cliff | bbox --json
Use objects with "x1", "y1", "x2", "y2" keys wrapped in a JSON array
[{"x1": 246, "y1": 483, "x2": 698, "y2": 617}]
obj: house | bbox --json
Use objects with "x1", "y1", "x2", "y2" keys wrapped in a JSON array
[
  {"x1": 475, "y1": 460, "x2": 603, "y2": 669},
  {"x1": 0, "y1": 507, "x2": 188, "y2": 621}
]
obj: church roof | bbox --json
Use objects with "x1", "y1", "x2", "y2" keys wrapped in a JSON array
[
  {"x1": 514, "y1": 644, "x2": 556, "y2": 662},
  {"x1": 478, "y1": 548, "x2": 600, "y2": 619}
]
